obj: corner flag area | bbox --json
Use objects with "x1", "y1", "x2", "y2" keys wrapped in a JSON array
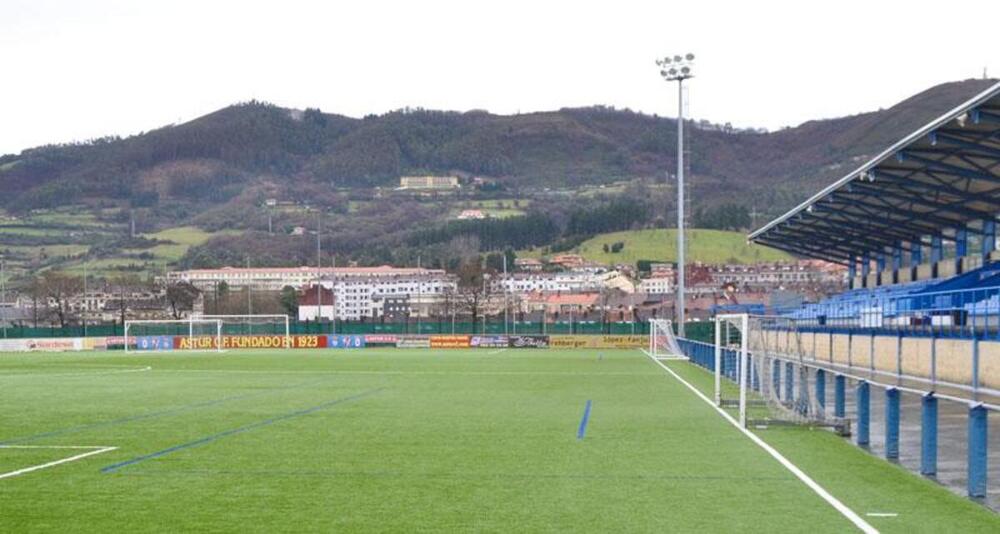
[{"x1": 2, "y1": 348, "x2": 997, "y2": 532}]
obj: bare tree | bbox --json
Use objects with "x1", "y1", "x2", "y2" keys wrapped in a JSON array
[
  {"x1": 166, "y1": 281, "x2": 201, "y2": 319},
  {"x1": 455, "y1": 260, "x2": 493, "y2": 330},
  {"x1": 39, "y1": 272, "x2": 83, "y2": 327}
]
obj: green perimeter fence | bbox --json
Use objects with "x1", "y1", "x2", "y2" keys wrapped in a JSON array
[{"x1": 0, "y1": 319, "x2": 716, "y2": 342}]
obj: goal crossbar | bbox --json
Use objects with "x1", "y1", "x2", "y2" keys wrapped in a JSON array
[{"x1": 124, "y1": 318, "x2": 223, "y2": 353}]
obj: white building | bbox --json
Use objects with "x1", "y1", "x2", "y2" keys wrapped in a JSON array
[
  {"x1": 495, "y1": 270, "x2": 634, "y2": 295},
  {"x1": 167, "y1": 266, "x2": 456, "y2": 321},
  {"x1": 638, "y1": 275, "x2": 673, "y2": 295}
]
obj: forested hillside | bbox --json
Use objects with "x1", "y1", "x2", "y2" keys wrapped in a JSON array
[{"x1": 0, "y1": 78, "x2": 994, "y2": 280}]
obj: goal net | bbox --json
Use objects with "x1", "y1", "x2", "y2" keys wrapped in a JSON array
[
  {"x1": 124, "y1": 319, "x2": 222, "y2": 353},
  {"x1": 715, "y1": 314, "x2": 846, "y2": 431},
  {"x1": 193, "y1": 314, "x2": 290, "y2": 341},
  {"x1": 649, "y1": 319, "x2": 689, "y2": 360}
]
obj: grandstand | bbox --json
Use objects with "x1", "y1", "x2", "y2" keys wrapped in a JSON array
[{"x1": 689, "y1": 80, "x2": 1000, "y2": 509}]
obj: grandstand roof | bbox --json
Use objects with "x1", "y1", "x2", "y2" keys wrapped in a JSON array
[{"x1": 749, "y1": 80, "x2": 1000, "y2": 265}]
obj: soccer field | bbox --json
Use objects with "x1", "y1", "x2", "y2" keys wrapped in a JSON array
[{"x1": 2, "y1": 348, "x2": 998, "y2": 532}]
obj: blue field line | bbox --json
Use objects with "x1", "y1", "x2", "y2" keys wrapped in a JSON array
[
  {"x1": 576, "y1": 400, "x2": 593, "y2": 440},
  {"x1": 100, "y1": 388, "x2": 383, "y2": 474},
  {"x1": 1, "y1": 378, "x2": 327, "y2": 445}
]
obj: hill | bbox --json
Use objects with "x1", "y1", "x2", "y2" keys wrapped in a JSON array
[
  {"x1": 521, "y1": 229, "x2": 792, "y2": 266},
  {"x1": 0, "y1": 79, "x2": 995, "y2": 283}
]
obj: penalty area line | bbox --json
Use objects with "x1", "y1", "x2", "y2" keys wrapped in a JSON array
[
  {"x1": 0, "y1": 445, "x2": 117, "y2": 480},
  {"x1": 640, "y1": 349, "x2": 878, "y2": 534}
]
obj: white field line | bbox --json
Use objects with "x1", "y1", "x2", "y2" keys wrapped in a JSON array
[
  {"x1": 0, "y1": 445, "x2": 117, "y2": 480},
  {"x1": 640, "y1": 349, "x2": 878, "y2": 534},
  {"x1": 152, "y1": 368, "x2": 653, "y2": 377},
  {"x1": 866, "y1": 513, "x2": 898, "y2": 518},
  {"x1": 0, "y1": 366, "x2": 151, "y2": 379},
  {"x1": 487, "y1": 349, "x2": 508, "y2": 355}
]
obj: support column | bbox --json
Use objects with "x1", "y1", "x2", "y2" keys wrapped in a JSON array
[
  {"x1": 956, "y1": 226, "x2": 968, "y2": 258},
  {"x1": 816, "y1": 369, "x2": 826, "y2": 411},
  {"x1": 784, "y1": 361, "x2": 794, "y2": 404},
  {"x1": 911, "y1": 240, "x2": 923, "y2": 267},
  {"x1": 983, "y1": 220, "x2": 996, "y2": 259},
  {"x1": 892, "y1": 243, "x2": 902, "y2": 272},
  {"x1": 886, "y1": 387, "x2": 900, "y2": 460},
  {"x1": 967, "y1": 404, "x2": 988, "y2": 499},
  {"x1": 773, "y1": 360, "x2": 781, "y2": 400},
  {"x1": 861, "y1": 251, "x2": 871, "y2": 287},
  {"x1": 848, "y1": 256, "x2": 856, "y2": 290},
  {"x1": 931, "y1": 235, "x2": 943, "y2": 263},
  {"x1": 834, "y1": 375, "x2": 846, "y2": 418},
  {"x1": 921, "y1": 392, "x2": 937, "y2": 477},
  {"x1": 857, "y1": 381, "x2": 870, "y2": 447}
]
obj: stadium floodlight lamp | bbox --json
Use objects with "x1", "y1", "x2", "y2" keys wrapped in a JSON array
[
  {"x1": 655, "y1": 51, "x2": 695, "y2": 336},
  {"x1": 656, "y1": 53, "x2": 695, "y2": 82}
]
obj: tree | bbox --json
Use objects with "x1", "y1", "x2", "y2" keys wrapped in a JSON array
[
  {"x1": 38, "y1": 272, "x2": 83, "y2": 327},
  {"x1": 455, "y1": 259, "x2": 492, "y2": 329},
  {"x1": 166, "y1": 281, "x2": 200, "y2": 319},
  {"x1": 280, "y1": 285, "x2": 298, "y2": 317}
]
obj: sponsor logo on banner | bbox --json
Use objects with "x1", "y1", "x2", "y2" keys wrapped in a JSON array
[
  {"x1": 364, "y1": 334, "x2": 398, "y2": 344},
  {"x1": 396, "y1": 335, "x2": 431, "y2": 348},
  {"x1": 549, "y1": 335, "x2": 646, "y2": 349},
  {"x1": 136, "y1": 335, "x2": 174, "y2": 351},
  {"x1": 174, "y1": 335, "x2": 327, "y2": 350},
  {"x1": 430, "y1": 335, "x2": 471, "y2": 349},
  {"x1": 0, "y1": 338, "x2": 84, "y2": 352},
  {"x1": 508, "y1": 335, "x2": 549, "y2": 349},
  {"x1": 327, "y1": 335, "x2": 366, "y2": 348},
  {"x1": 470, "y1": 335, "x2": 508, "y2": 348}
]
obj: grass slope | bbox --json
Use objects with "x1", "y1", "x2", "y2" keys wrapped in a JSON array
[
  {"x1": 2, "y1": 348, "x2": 996, "y2": 532},
  {"x1": 523, "y1": 228, "x2": 792, "y2": 265}
]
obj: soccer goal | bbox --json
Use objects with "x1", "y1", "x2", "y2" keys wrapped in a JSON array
[
  {"x1": 715, "y1": 314, "x2": 845, "y2": 431},
  {"x1": 124, "y1": 318, "x2": 223, "y2": 353},
  {"x1": 193, "y1": 314, "x2": 291, "y2": 344},
  {"x1": 649, "y1": 319, "x2": 689, "y2": 361}
]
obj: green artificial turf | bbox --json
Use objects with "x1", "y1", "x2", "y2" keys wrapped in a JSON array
[{"x1": 1, "y1": 349, "x2": 996, "y2": 532}]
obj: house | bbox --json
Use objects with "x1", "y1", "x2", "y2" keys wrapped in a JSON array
[
  {"x1": 297, "y1": 285, "x2": 336, "y2": 322},
  {"x1": 456, "y1": 209, "x2": 487, "y2": 220},
  {"x1": 549, "y1": 254, "x2": 586, "y2": 269},
  {"x1": 514, "y1": 258, "x2": 543, "y2": 272}
]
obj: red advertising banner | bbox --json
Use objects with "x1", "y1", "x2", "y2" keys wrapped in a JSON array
[
  {"x1": 173, "y1": 335, "x2": 328, "y2": 350},
  {"x1": 429, "y1": 335, "x2": 471, "y2": 349}
]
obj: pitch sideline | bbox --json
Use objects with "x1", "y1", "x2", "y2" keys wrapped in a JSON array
[{"x1": 640, "y1": 349, "x2": 878, "y2": 534}]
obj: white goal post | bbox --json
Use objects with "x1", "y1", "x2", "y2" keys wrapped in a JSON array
[
  {"x1": 714, "y1": 314, "x2": 847, "y2": 432},
  {"x1": 124, "y1": 318, "x2": 223, "y2": 353},
  {"x1": 193, "y1": 314, "x2": 291, "y2": 345},
  {"x1": 648, "y1": 319, "x2": 689, "y2": 361}
]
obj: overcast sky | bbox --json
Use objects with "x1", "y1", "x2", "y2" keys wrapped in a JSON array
[{"x1": 2, "y1": 0, "x2": 998, "y2": 156}]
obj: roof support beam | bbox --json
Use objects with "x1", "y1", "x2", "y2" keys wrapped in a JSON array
[
  {"x1": 813, "y1": 205, "x2": 950, "y2": 239},
  {"x1": 848, "y1": 182, "x2": 998, "y2": 220},
  {"x1": 753, "y1": 237, "x2": 851, "y2": 264}
]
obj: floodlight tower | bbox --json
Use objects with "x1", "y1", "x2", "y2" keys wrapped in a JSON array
[{"x1": 656, "y1": 52, "x2": 694, "y2": 337}]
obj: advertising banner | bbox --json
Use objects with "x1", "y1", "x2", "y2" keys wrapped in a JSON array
[
  {"x1": 364, "y1": 334, "x2": 398, "y2": 345},
  {"x1": 174, "y1": 335, "x2": 328, "y2": 350},
  {"x1": 0, "y1": 338, "x2": 84, "y2": 352},
  {"x1": 135, "y1": 335, "x2": 174, "y2": 351},
  {"x1": 396, "y1": 335, "x2": 431, "y2": 348},
  {"x1": 507, "y1": 335, "x2": 550, "y2": 349},
  {"x1": 327, "y1": 335, "x2": 366, "y2": 348},
  {"x1": 430, "y1": 335, "x2": 472, "y2": 349},
  {"x1": 549, "y1": 335, "x2": 646, "y2": 349},
  {"x1": 470, "y1": 335, "x2": 508, "y2": 348}
]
